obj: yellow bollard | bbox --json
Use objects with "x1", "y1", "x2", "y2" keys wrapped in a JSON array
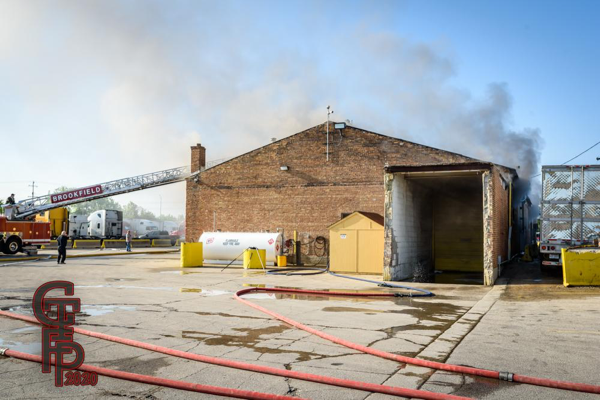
[
  {"x1": 181, "y1": 242, "x2": 203, "y2": 268},
  {"x1": 277, "y1": 255, "x2": 287, "y2": 267},
  {"x1": 243, "y1": 248, "x2": 266, "y2": 269}
]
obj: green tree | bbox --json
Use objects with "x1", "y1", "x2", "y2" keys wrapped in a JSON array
[
  {"x1": 139, "y1": 208, "x2": 156, "y2": 220},
  {"x1": 70, "y1": 197, "x2": 122, "y2": 215},
  {"x1": 122, "y1": 201, "x2": 140, "y2": 219}
]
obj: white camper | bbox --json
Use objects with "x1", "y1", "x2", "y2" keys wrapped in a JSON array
[{"x1": 88, "y1": 210, "x2": 123, "y2": 239}]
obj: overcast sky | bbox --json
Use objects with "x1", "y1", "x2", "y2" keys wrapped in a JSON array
[{"x1": 1, "y1": 0, "x2": 598, "y2": 216}]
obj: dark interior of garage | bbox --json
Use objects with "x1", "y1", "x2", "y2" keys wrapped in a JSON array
[{"x1": 390, "y1": 173, "x2": 484, "y2": 284}]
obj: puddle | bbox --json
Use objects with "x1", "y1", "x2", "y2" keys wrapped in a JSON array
[
  {"x1": 451, "y1": 375, "x2": 509, "y2": 398},
  {"x1": 195, "y1": 311, "x2": 267, "y2": 320},
  {"x1": 242, "y1": 271, "x2": 267, "y2": 277},
  {"x1": 105, "y1": 278, "x2": 140, "y2": 282},
  {"x1": 151, "y1": 267, "x2": 204, "y2": 275},
  {"x1": 179, "y1": 288, "x2": 231, "y2": 296},
  {"x1": 244, "y1": 293, "x2": 277, "y2": 300},
  {"x1": 181, "y1": 324, "x2": 318, "y2": 362},
  {"x1": 242, "y1": 284, "x2": 302, "y2": 290},
  {"x1": 0, "y1": 337, "x2": 42, "y2": 355},
  {"x1": 240, "y1": 286, "x2": 407, "y2": 303},
  {"x1": 81, "y1": 305, "x2": 136, "y2": 316},
  {"x1": 75, "y1": 285, "x2": 175, "y2": 291},
  {"x1": 6, "y1": 304, "x2": 136, "y2": 318}
]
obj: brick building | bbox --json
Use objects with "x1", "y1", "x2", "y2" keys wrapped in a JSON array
[{"x1": 186, "y1": 122, "x2": 516, "y2": 285}]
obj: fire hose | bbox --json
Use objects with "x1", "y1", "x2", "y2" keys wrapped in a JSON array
[
  {"x1": 234, "y1": 287, "x2": 600, "y2": 395},
  {"x1": 2, "y1": 286, "x2": 600, "y2": 398},
  {"x1": 0, "y1": 348, "x2": 300, "y2": 400},
  {"x1": 0, "y1": 310, "x2": 469, "y2": 400}
]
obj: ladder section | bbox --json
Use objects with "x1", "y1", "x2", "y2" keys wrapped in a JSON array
[{"x1": 11, "y1": 166, "x2": 201, "y2": 219}]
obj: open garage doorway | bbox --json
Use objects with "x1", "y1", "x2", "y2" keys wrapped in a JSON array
[{"x1": 383, "y1": 163, "x2": 515, "y2": 285}]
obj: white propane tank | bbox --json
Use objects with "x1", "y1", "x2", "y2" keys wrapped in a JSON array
[{"x1": 199, "y1": 232, "x2": 282, "y2": 264}]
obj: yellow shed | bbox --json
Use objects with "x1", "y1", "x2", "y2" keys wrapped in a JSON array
[{"x1": 329, "y1": 211, "x2": 384, "y2": 274}]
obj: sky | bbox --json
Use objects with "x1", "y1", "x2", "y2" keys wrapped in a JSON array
[{"x1": 1, "y1": 0, "x2": 598, "y2": 216}]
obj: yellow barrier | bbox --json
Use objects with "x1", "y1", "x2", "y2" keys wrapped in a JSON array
[
  {"x1": 102, "y1": 240, "x2": 126, "y2": 248},
  {"x1": 562, "y1": 248, "x2": 600, "y2": 286},
  {"x1": 181, "y1": 242, "x2": 203, "y2": 268},
  {"x1": 152, "y1": 239, "x2": 173, "y2": 247},
  {"x1": 41, "y1": 240, "x2": 72, "y2": 249},
  {"x1": 41, "y1": 240, "x2": 57, "y2": 249},
  {"x1": 277, "y1": 255, "x2": 287, "y2": 267},
  {"x1": 243, "y1": 248, "x2": 266, "y2": 269},
  {"x1": 73, "y1": 240, "x2": 102, "y2": 249}
]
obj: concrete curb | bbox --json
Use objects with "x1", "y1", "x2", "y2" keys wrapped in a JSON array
[{"x1": 365, "y1": 285, "x2": 505, "y2": 396}]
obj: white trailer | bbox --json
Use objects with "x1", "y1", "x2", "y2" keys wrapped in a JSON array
[
  {"x1": 125, "y1": 218, "x2": 159, "y2": 238},
  {"x1": 88, "y1": 210, "x2": 123, "y2": 239},
  {"x1": 540, "y1": 165, "x2": 600, "y2": 267},
  {"x1": 161, "y1": 221, "x2": 179, "y2": 233},
  {"x1": 68, "y1": 214, "x2": 89, "y2": 239}
]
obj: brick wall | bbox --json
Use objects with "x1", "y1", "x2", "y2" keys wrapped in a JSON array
[
  {"x1": 482, "y1": 166, "x2": 511, "y2": 284},
  {"x1": 491, "y1": 166, "x2": 510, "y2": 268},
  {"x1": 186, "y1": 123, "x2": 475, "y2": 263}
]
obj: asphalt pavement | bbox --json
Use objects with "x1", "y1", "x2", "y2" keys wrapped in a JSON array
[{"x1": 0, "y1": 253, "x2": 598, "y2": 399}]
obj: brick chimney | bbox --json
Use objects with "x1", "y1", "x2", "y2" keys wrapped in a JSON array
[{"x1": 190, "y1": 143, "x2": 206, "y2": 172}]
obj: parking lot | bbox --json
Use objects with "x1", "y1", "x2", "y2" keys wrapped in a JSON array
[{"x1": 1, "y1": 252, "x2": 599, "y2": 399}]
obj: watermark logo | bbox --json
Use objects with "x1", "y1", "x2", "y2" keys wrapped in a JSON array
[{"x1": 32, "y1": 281, "x2": 97, "y2": 387}]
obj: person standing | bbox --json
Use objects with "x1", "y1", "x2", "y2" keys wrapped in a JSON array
[
  {"x1": 6, "y1": 194, "x2": 15, "y2": 205},
  {"x1": 125, "y1": 230, "x2": 132, "y2": 252},
  {"x1": 57, "y1": 231, "x2": 68, "y2": 264}
]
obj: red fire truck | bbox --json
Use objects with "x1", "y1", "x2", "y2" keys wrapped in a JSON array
[{"x1": 0, "y1": 214, "x2": 51, "y2": 254}]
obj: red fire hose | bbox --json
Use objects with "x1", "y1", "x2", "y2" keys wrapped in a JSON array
[
  {"x1": 2, "y1": 348, "x2": 301, "y2": 400},
  {"x1": 234, "y1": 287, "x2": 600, "y2": 395},
  {"x1": 0, "y1": 310, "x2": 469, "y2": 400}
]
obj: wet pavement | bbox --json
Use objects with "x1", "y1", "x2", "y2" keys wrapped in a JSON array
[{"x1": 0, "y1": 253, "x2": 598, "y2": 399}]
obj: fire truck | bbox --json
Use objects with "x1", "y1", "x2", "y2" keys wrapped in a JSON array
[
  {"x1": 1, "y1": 166, "x2": 199, "y2": 255},
  {"x1": 0, "y1": 214, "x2": 51, "y2": 254}
]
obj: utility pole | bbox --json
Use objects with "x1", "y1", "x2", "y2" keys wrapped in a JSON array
[
  {"x1": 29, "y1": 181, "x2": 37, "y2": 199},
  {"x1": 159, "y1": 194, "x2": 163, "y2": 230}
]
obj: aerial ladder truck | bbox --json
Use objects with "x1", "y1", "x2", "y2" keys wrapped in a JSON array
[{"x1": 1, "y1": 166, "x2": 200, "y2": 255}]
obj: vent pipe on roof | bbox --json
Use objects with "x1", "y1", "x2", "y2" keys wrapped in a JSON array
[{"x1": 326, "y1": 106, "x2": 333, "y2": 161}]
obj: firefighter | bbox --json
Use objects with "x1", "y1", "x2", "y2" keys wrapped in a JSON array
[{"x1": 57, "y1": 231, "x2": 68, "y2": 264}]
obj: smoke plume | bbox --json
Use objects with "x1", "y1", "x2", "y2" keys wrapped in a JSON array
[{"x1": 0, "y1": 1, "x2": 543, "y2": 215}]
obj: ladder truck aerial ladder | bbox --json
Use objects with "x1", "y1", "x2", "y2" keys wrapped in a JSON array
[{"x1": 1, "y1": 166, "x2": 200, "y2": 255}]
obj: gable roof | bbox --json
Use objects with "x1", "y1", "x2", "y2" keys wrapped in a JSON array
[
  {"x1": 328, "y1": 211, "x2": 384, "y2": 229},
  {"x1": 204, "y1": 121, "x2": 484, "y2": 171}
]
